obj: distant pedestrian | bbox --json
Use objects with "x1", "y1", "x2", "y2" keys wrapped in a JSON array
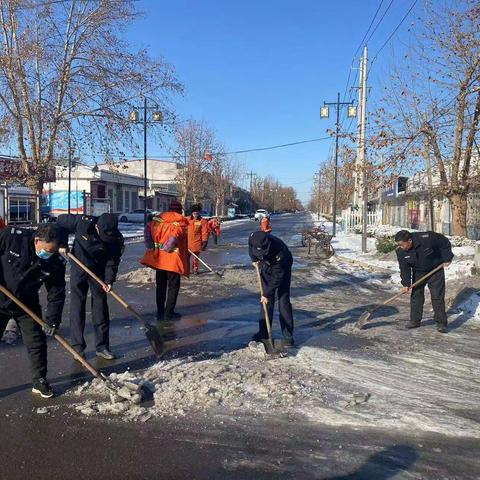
[
  {"x1": 188, "y1": 204, "x2": 209, "y2": 274},
  {"x1": 260, "y1": 215, "x2": 272, "y2": 233},
  {"x1": 208, "y1": 217, "x2": 221, "y2": 245},
  {"x1": 141, "y1": 200, "x2": 189, "y2": 321},
  {"x1": 249, "y1": 231, "x2": 294, "y2": 346},
  {"x1": 395, "y1": 230, "x2": 453, "y2": 333},
  {"x1": 0, "y1": 223, "x2": 66, "y2": 398},
  {"x1": 57, "y1": 213, "x2": 124, "y2": 359}
]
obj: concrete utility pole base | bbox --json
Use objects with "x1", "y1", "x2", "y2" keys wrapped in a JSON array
[{"x1": 474, "y1": 243, "x2": 480, "y2": 274}]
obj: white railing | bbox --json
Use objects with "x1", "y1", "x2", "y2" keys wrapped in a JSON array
[{"x1": 342, "y1": 210, "x2": 382, "y2": 233}]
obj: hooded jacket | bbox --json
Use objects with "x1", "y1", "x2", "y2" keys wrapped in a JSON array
[
  {"x1": 249, "y1": 232, "x2": 293, "y2": 297},
  {"x1": 141, "y1": 211, "x2": 190, "y2": 276},
  {"x1": 57, "y1": 214, "x2": 124, "y2": 284},
  {"x1": 0, "y1": 227, "x2": 65, "y2": 326}
]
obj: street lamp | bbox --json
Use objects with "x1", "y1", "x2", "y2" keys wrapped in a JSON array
[
  {"x1": 320, "y1": 92, "x2": 355, "y2": 236},
  {"x1": 129, "y1": 97, "x2": 163, "y2": 225}
]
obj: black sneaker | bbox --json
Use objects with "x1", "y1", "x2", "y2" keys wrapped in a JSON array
[
  {"x1": 32, "y1": 378, "x2": 55, "y2": 398},
  {"x1": 95, "y1": 349, "x2": 116, "y2": 360},
  {"x1": 164, "y1": 312, "x2": 182, "y2": 321},
  {"x1": 405, "y1": 321, "x2": 421, "y2": 329},
  {"x1": 437, "y1": 325, "x2": 448, "y2": 334}
]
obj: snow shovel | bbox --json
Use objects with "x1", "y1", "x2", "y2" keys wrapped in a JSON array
[
  {"x1": 253, "y1": 262, "x2": 285, "y2": 356},
  {"x1": 0, "y1": 283, "x2": 126, "y2": 397},
  {"x1": 66, "y1": 253, "x2": 164, "y2": 357},
  {"x1": 188, "y1": 250, "x2": 224, "y2": 277},
  {"x1": 355, "y1": 263, "x2": 446, "y2": 329}
]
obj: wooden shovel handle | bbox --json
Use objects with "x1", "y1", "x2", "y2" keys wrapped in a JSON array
[
  {"x1": 253, "y1": 262, "x2": 273, "y2": 340},
  {"x1": 188, "y1": 249, "x2": 213, "y2": 272},
  {"x1": 67, "y1": 253, "x2": 144, "y2": 323},
  {"x1": 0, "y1": 284, "x2": 102, "y2": 379},
  {"x1": 372, "y1": 263, "x2": 446, "y2": 314}
]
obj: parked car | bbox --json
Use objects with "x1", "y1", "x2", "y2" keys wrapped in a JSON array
[
  {"x1": 198, "y1": 210, "x2": 211, "y2": 219},
  {"x1": 254, "y1": 209, "x2": 269, "y2": 221},
  {"x1": 118, "y1": 209, "x2": 157, "y2": 223}
]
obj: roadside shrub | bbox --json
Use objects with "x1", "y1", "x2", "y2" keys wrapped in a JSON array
[{"x1": 376, "y1": 236, "x2": 397, "y2": 254}]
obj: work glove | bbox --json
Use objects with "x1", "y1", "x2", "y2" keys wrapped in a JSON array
[
  {"x1": 42, "y1": 324, "x2": 57, "y2": 337},
  {"x1": 201, "y1": 241, "x2": 208, "y2": 251},
  {"x1": 163, "y1": 236, "x2": 177, "y2": 253}
]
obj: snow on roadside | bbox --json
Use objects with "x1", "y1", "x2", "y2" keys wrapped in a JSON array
[{"x1": 306, "y1": 212, "x2": 476, "y2": 287}]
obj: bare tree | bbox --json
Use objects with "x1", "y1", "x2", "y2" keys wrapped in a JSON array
[
  {"x1": 0, "y1": 0, "x2": 182, "y2": 220},
  {"x1": 208, "y1": 148, "x2": 242, "y2": 216},
  {"x1": 372, "y1": 0, "x2": 480, "y2": 236},
  {"x1": 172, "y1": 119, "x2": 214, "y2": 210}
]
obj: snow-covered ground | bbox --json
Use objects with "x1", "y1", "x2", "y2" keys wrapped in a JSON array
[{"x1": 309, "y1": 212, "x2": 476, "y2": 287}]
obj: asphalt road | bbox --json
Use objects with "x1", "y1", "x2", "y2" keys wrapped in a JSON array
[{"x1": 1, "y1": 213, "x2": 479, "y2": 480}]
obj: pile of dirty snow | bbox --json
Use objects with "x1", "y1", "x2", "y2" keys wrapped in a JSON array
[{"x1": 71, "y1": 343, "x2": 327, "y2": 421}]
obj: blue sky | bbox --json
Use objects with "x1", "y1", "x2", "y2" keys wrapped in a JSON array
[{"x1": 127, "y1": 0, "x2": 418, "y2": 202}]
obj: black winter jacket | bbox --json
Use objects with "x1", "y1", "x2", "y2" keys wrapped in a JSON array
[
  {"x1": 0, "y1": 227, "x2": 66, "y2": 326},
  {"x1": 57, "y1": 214, "x2": 124, "y2": 284},
  {"x1": 396, "y1": 231, "x2": 454, "y2": 287},
  {"x1": 249, "y1": 234, "x2": 293, "y2": 297}
]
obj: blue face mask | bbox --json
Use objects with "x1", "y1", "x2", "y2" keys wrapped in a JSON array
[{"x1": 36, "y1": 249, "x2": 54, "y2": 261}]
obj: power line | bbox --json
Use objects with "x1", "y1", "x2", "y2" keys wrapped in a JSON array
[
  {"x1": 364, "y1": 0, "x2": 395, "y2": 46},
  {"x1": 353, "y1": 0, "x2": 385, "y2": 59},
  {"x1": 223, "y1": 136, "x2": 332, "y2": 155},
  {"x1": 370, "y1": 0, "x2": 418, "y2": 67}
]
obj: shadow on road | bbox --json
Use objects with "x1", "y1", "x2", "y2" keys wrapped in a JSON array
[{"x1": 325, "y1": 445, "x2": 417, "y2": 479}]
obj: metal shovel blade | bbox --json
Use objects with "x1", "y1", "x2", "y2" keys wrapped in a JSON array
[
  {"x1": 355, "y1": 310, "x2": 371, "y2": 330},
  {"x1": 144, "y1": 323, "x2": 165, "y2": 357},
  {"x1": 261, "y1": 338, "x2": 288, "y2": 357}
]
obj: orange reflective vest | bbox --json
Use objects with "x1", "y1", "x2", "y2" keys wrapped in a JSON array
[
  {"x1": 208, "y1": 218, "x2": 221, "y2": 235},
  {"x1": 188, "y1": 217, "x2": 209, "y2": 253},
  {"x1": 260, "y1": 216, "x2": 272, "y2": 233},
  {"x1": 140, "y1": 211, "x2": 190, "y2": 276}
]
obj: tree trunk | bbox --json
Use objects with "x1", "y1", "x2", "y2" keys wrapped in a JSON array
[{"x1": 450, "y1": 193, "x2": 468, "y2": 237}]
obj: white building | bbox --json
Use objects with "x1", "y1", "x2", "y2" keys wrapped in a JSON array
[
  {"x1": 45, "y1": 165, "x2": 144, "y2": 216},
  {"x1": 98, "y1": 159, "x2": 179, "y2": 212}
]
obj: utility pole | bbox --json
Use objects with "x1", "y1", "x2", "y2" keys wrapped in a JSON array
[
  {"x1": 246, "y1": 170, "x2": 256, "y2": 192},
  {"x1": 359, "y1": 46, "x2": 368, "y2": 253},
  {"x1": 313, "y1": 170, "x2": 321, "y2": 220},
  {"x1": 321, "y1": 93, "x2": 355, "y2": 236},
  {"x1": 423, "y1": 113, "x2": 435, "y2": 231},
  {"x1": 67, "y1": 138, "x2": 73, "y2": 215}
]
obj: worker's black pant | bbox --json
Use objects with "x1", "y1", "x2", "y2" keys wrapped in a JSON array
[
  {"x1": 156, "y1": 269, "x2": 181, "y2": 318},
  {"x1": 211, "y1": 232, "x2": 218, "y2": 245},
  {"x1": 70, "y1": 264, "x2": 110, "y2": 352},
  {"x1": 258, "y1": 271, "x2": 294, "y2": 340},
  {"x1": 0, "y1": 307, "x2": 47, "y2": 381},
  {"x1": 411, "y1": 268, "x2": 447, "y2": 326}
]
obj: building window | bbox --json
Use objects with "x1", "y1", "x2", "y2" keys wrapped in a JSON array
[
  {"x1": 97, "y1": 184, "x2": 106, "y2": 198},
  {"x1": 131, "y1": 191, "x2": 137, "y2": 210},
  {"x1": 116, "y1": 186, "x2": 123, "y2": 212},
  {"x1": 125, "y1": 190, "x2": 130, "y2": 211}
]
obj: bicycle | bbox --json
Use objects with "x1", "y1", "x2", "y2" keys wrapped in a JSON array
[{"x1": 301, "y1": 225, "x2": 335, "y2": 259}]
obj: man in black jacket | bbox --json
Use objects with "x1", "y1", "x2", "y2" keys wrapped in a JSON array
[
  {"x1": 57, "y1": 213, "x2": 124, "y2": 359},
  {"x1": 249, "y1": 231, "x2": 294, "y2": 346},
  {"x1": 0, "y1": 223, "x2": 66, "y2": 398},
  {"x1": 395, "y1": 230, "x2": 454, "y2": 333}
]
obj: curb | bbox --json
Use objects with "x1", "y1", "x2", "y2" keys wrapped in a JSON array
[{"x1": 334, "y1": 255, "x2": 394, "y2": 274}]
